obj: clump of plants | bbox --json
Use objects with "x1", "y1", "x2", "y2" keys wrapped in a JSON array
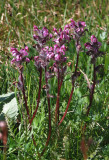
[{"x1": 4, "y1": 19, "x2": 104, "y2": 159}]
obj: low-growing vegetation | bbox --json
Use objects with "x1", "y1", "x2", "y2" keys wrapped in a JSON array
[{"x1": 0, "y1": 0, "x2": 109, "y2": 159}]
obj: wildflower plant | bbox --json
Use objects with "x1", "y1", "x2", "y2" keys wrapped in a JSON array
[{"x1": 10, "y1": 19, "x2": 105, "y2": 159}]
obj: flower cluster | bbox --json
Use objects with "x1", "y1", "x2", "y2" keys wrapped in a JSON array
[
  {"x1": 33, "y1": 26, "x2": 53, "y2": 69},
  {"x1": 45, "y1": 44, "x2": 66, "y2": 61},
  {"x1": 70, "y1": 19, "x2": 86, "y2": 52},
  {"x1": 33, "y1": 20, "x2": 87, "y2": 70},
  {"x1": 10, "y1": 20, "x2": 105, "y2": 157},
  {"x1": 70, "y1": 19, "x2": 86, "y2": 37},
  {"x1": 34, "y1": 49, "x2": 48, "y2": 69},
  {"x1": 11, "y1": 46, "x2": 30, "y2": 66},
  {"x1": 48, "y1": 25, "x2": 72, "y2": 67},
  {"x1": 34, "y1": 44, "x2": 66, "y2": 69},
  {"x1": 33, "y1": 26, "x2": 52, "y2": 51},
  {"x1": 85, "y1": 35, "x2": 104, "y2": 63},
  {"x1": 53, "y1": 25, "x2": 71, "y2": 46},
  {"x1": 33, "y1": 25, "x2": 70, "y2": 70}
]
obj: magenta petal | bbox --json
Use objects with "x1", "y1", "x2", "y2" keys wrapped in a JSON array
[
  {"x1": 61, "y1": 45, "x2": 66, "y2": 50},
  {"x1": 84, "y1": 43, "x2": 92, "y2": 49},
  {"x1": 11, "y1": 48, "x2": 16, "y2": 52},
  {"x1": 54, "y1": 44, "x2": 59, "y2": 50},
  {"x1": 12, "y1": 51, "x2": 17, "y2": 56},
  {"x1": 11, "y1": 48, "x2": 19, "y2": 56},
  {"x1": 91, "y1": 35, "x2": 97, "y2": 43},
  {"x1": 53, "y1": 28, "x2": 58, "y2": 35},
  {"x1": 34, "y1": 56, "x2": 39, "y2": 61},
  {"x1": 70, "y1": 19, "x2": 76, "y2": 27},
  {"x1": 55, "y1": 54, "x2": 60, "y2": 61},
  {"x1": 11, "y1": 58, "x2": 16, "y2": 64},
  {"x1": 34, "y1": 25, "x2": 39, "y2": 31},
  {"x1": 49, "y1": 33, "x2": 52, "y2": 38},
  {"x1": 71, "y1": 19, "x2": 76, "y2": 25},
  {"x1": 16, "y1": 55, "x2": 22, "y2": 61},
  {"x1": 59, "y1": 28, "x2": 62, "y2": 32},
  {"x1": 43, "y1": 46, "x2": 49, "y2": 51},
  {"x1": 64, "y1": 24, "x2": 70, "y2": 31},
  {"x1": 20, "y1": 49, "x2": 28, "y2": 56},
  {"x1": 25, "y1": 57, "x2": 30, "y2": 63},
  {"x1": 98, "y1": 42, "x2": 101, "y2": 47},
  {"x1": 80, "y1": 21, "x2": 86, "y2": 27},
  {"x1": 63, "y1": 57, "x2": 67, "y2": 61},
  {"x1": 25, "y1": 46, "x2": 29, "y2": 51},
  {"x1": 33, "y1": 34, "x2": 39, "y2": 40},
  {"x1": 43, "y1": 28, "x2": 49, "y2": 37}
]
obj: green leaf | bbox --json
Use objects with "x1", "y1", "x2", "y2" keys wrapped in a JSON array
[
  {"x1": 0, "y1": 92, "x2": 15, "y2": 108},
  {"x1": 0, "y1": 92, "x2": 15, "y2": 120},
  {"x1": 2, "y1": 97, "x2": 18, "y2": 119},
  {"x1": 100, "y1": 32, "x2": 107, "y2": 40}
]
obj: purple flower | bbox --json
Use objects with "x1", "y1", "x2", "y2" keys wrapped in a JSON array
[
  {"x1": 53, "y1": 44, "x2": 67, "y2": 62},
  {"x1": 60, "y1": 45, "x2": 66, "y2": 55},
  {"x1": 34, "y1": 25, "x2": 39, "y2": 32},
  {"x1": 63, "y1": 57, "x2": 67, "y2": 62},
  {"x1": 84, "y1": 35, "x2": 101, "y2": 54},
  {"x1": 33, "y1": 34, "x2": 39, "y2": 41},
  {"x1": 11, "y1": 58, "x2": 16, "y2": 64},
  {"x1": 39, "y1": 43, "x2": 67, "y2": 63},
  {"x1": 91, "y1": 35, "x2": 97, "y2": 43},
  {"x1": 64, "y1": 24, "x2": 70, "y2": 33},
  {"x1": 34, "y1": 46, "x2": 49, "y2": 69},
  {"x1": 70, "y1": 19, "x2": 76, "y2": 28},
  {"x1": 25, "y1": 46, "x2": 29, "y2": 51},
  {"x1": 33, "y1": 26, "x2": 52, "y2": 51},
  {"x1": 34, "y1": 56, "x2": 39, "y2": 61},
  {"x1": 55, "y1": 54, "x2": 61, "y2": 61},
  {"x1": 25, "y1": 57, "x2": 30, "y2": 63},
  {"x1": 70, "y1": 19, "x2": 86, "y2": 37},
  {"x1": 79, "y1": 21, "x2": 86, "y2": 27},
  {"x1": 42, "y1": 27, "x2": 49, "y2": 37},
  {"x1": 53, "y1": 28, "x2": 58, "y2": 35},
  {"x1": 84, "y1": 35, "x2": 104, "y2": 63},
  {"x1": 11, "y1": 48, "x2": 19, "y2": 57},
  {"x1": 11, "y1": 46, "x2": 30, "y2": 66},
  {"x1": 84, "y1": 43, "x2": 92, "y2": 50},
  {"x1": 91, "y1": 35, "x2": 101, "y2": 47},
  {"x1": 53, "y1": 27, "x2": 71, "y2": 46}
]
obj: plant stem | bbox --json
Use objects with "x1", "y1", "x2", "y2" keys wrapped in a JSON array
[
  {"x1": 40, "y1": 66, "x2": 51, "y2": 157},
  {"x1": 55, "y1": 67, "x2": 60, "y2": 124},
  {"x1": 20, "y1": 71, "x2": 40, "y2": 154},
  {"x1": 30, "y1": 68, "x2": 42, "y2": 125},
  {"x1": 40, "y1": 96, "x2": 51, "y2": 157},
  {"x1": 86, "y1": 63, "x2": 96, "y2": 116},
  {"x1": 20, "y1": 72, "x2": 30, "y2": 121},
  {"x1": 58, "y1": 85, "x2": 74, "y2": 126},
  {"x1": 75, "y1": 51, "x2": 79, "y2": 74},
  {"x1": 3, "y1": 149, "x2": 6, "y2": 160},
  {"x1": 58, "y1": 50, "x2": 80, "y2": 126},
  {"x1": 83, "y1": 63, "x2": 96, "y2": 132}
]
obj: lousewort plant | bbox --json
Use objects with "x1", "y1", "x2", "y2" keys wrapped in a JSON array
[{"x1": 10, "y1": 19, "x2": 104, "y2": 159}]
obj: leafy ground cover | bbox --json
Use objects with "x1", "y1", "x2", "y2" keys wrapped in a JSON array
[{"x1": 0, "y1": 0, "x2": 109, "y2": 159}]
